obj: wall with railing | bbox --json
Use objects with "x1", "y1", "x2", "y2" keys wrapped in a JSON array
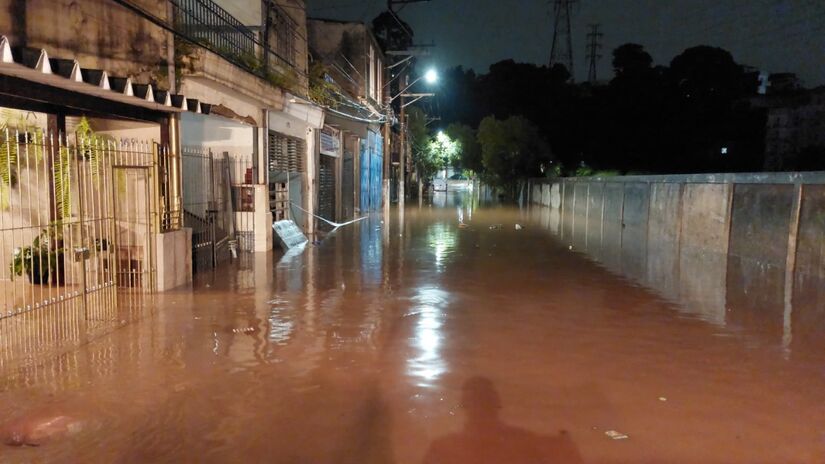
[{"x1": 171, "y1": 0, "x2": 308, "y2": 93}]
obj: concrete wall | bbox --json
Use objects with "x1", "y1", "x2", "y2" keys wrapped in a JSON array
[
  {"x1": 155, "y1": 228, "x2": 192, "y2": 291},
  {"x1": 531, "y1": 172, "x2": 825, "y2": 350}
]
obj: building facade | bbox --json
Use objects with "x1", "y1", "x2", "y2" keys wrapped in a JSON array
[
  {"x1": 0, "y1": 0, "x2": 327, "y2": 312},
  {"x1": 307, "y1": 18, "x2": 388, "y2": 221},
  {"x1": 763, "y1": 86, "x2": 825, "y2": 171}
]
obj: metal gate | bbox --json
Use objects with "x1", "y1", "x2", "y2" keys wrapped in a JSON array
[
  {"x1": 342, "y1": 148, "x2": 354, "y2": 219},
  {"x1": 318, "y1": 155, "x2": 335, "y2": 228},
  {"x1": 183, "y1": 146, "x2": 254, "y2": 273},
  {"x1": 268, "y1": 131, "x2": 305, "y2": 227},
  {"x1": 0, "y1": 124, "x2": 173, "y2": 365}
]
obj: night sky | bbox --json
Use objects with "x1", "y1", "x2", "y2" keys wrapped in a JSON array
[{"x1": 307, "y1": 0, "x2": 825, "y2": 86}]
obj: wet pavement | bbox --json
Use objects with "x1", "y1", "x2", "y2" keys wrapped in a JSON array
[{"x1": 1, "y1": 192, "x2": 825, "y2": 463}]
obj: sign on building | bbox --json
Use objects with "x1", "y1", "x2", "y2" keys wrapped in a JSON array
[{"x1": 320, "y1": 125, "x2": 341, "y2": 157}]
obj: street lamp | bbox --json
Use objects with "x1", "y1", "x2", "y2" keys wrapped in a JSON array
[
  {"x1": 388, "y1": 68, "x2": 439, "y2": 105},
  {"x1": 424, "y1": 69, "x2": 438, "y2": 84}
]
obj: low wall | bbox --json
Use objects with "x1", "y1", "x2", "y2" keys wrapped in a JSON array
[{"x1": 529, "y1": 172, "x2": 825, "y2": 351}]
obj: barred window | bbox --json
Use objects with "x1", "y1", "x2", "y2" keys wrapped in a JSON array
[{"x1": 268, "y1": 131, "x2": 305, "y2": 173}]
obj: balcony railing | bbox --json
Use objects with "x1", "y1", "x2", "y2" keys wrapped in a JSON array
[{"x1": 169, "y1": 0, "x2": 304, "y2": 93}]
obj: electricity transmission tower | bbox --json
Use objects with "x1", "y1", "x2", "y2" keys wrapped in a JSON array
[
  {"x1": 550, "y1": 0, "x2": 577, "y2": 80},
  {"x1": 586, "y1": 23, "x2": 603, "y2": 83}
]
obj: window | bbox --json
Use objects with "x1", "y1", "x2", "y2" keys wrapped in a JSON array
[{"x1": 268, "y1": 131, "x2": 305, "y2": 173}]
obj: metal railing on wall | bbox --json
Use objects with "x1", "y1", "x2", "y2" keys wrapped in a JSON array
[{"x1": 170, "y1": 0, "x2": 306, "y2": 87}]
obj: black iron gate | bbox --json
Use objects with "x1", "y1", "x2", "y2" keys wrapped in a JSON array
[
  {"x1": 318, "y1": 155, "x2": 335, "y2": 229},
  {"x1": 182, "y1": 147, "x2": 237, "y2": 273},
  {"x1": 342, "y1": 149, "x2": 354, "y2": 220}
]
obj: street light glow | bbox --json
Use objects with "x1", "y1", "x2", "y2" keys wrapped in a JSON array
[{"x1": 425, "y1": 69, "x2": 438, "y2": 84}]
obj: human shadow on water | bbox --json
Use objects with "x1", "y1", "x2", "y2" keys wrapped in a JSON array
[{"x1": 422, "y1": 377, "x2": 584, "y2": 464}]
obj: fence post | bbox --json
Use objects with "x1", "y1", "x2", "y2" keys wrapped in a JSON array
[{"x1": 209, "y1": 149, "x2": 217, "y2": 267}]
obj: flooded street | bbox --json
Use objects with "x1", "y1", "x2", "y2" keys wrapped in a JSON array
[{"x1": 1, "y1": 192, "x2": 824, "y2": 463}]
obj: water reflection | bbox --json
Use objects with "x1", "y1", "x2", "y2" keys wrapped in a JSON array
[
  {"x1": 426, "y1": 224, "x2": 458, "y2": 271},
  {"x1": 360, "y1": 216, "x2": 383, "y2": 286},
  {"x1": 407, "y1": 287, "x2": 448, "y2": 387}
]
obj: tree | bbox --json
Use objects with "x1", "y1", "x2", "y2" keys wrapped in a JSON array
[
  {"x1": 669, "y1": 46, "x2": 759, "y2": 100},
  {"x1": 445, "y1": 123, "x2": 482, "y2": 174},
  {"x1": 477, "y1": 116, "x2": 552, "y2": 194},
  {"x1": 612, "y1": 43, "x2": 653, "y2": 78}
]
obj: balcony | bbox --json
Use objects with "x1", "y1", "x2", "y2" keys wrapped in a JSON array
[{"x1": 170, "y1": 0, "x2": 306, "y2": 95}]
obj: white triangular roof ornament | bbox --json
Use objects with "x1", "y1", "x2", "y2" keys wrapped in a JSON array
[
  {"x1": 69, "y1": 61, "x2": 82, "y2": 82},
  {"x1": 36, "y1": 50, "x2": 53, "y2": 74},
  {"x1": 99, "y1": 71, "x2": 110, "y2": 90},
  {"x1": 0, "y1": 36, "x2": 12, "y2": 63},
  {"x1": 124, "y1": 77, "x2": 134, "y2": 97},
  {"x1": 163, "y1": 93, "x2": 171, "y2": 106},
  {"x1": 144, "y1": 85, "x2": 154, "y2": 102},
  {"x1": 192, "y1": 101, "x2": 201, "y2": 113}
]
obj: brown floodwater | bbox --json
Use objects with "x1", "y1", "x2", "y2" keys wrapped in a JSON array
[{"x1": 1, "y1": 192, "x2": 824, "y2": 463}]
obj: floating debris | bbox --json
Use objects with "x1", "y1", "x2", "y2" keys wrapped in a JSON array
[
  {"x1": 232, "y1": 327, "x2": 257, "y2": 334},
  {"x1": 489, "y1": 224, "x2": 503, "y2": 230},
  {"x1": 605, "y1": 430, "x2": 629, "y2": 440},
  {"x1": 659, "y1": 397, "x2": 668, "y2": 402},
  {"x1": 515, "y1": 224, "x2": 523, "y2": 230}
]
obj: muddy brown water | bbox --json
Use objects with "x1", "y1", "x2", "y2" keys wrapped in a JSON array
[{"x1": 1, "y1": 192, "x2": 824, "y2": 463}]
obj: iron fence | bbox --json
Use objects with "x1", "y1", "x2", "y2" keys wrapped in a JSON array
[{"x1": 0, "y1": 127, "x2": 176, "y2": 368}]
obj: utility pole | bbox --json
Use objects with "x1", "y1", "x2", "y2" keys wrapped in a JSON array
[
  {"x1": 550, "y1": 0, "x2": 577, "y2": 80},
  {"x1": 586, "y1": 23, "x2": 603, "y2": 83},
  {"x1": 399, "y1": 74, "x2": 407, "y2": 211}
]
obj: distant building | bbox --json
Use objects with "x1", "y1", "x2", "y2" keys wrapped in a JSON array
[
  {"x1": 759, "y1": 86, "x2": 825, "y2": 170},
  {"x1": 766, "y1": 73, "x2": 803, "y2": 96}
]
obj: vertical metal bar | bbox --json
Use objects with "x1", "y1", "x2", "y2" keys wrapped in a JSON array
[
  {"x1": 75, "y1": 134, "x2": 89, "y2": 321},
  {"x1": 209, "y1": 148, "x2": 216, "y2": 267}
]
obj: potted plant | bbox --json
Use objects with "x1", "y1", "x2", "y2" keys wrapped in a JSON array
[{"x1": 10, "y1": 228, "x2": 65, "y2": 285}]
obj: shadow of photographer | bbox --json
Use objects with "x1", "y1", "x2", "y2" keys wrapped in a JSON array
[{"x1": 423, "y1": 376, "x2": 583, "y2": 464}]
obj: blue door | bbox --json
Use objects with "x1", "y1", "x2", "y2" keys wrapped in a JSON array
[{"x1": 359, "y1": 131, "x2": 384, "y2": 212}]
